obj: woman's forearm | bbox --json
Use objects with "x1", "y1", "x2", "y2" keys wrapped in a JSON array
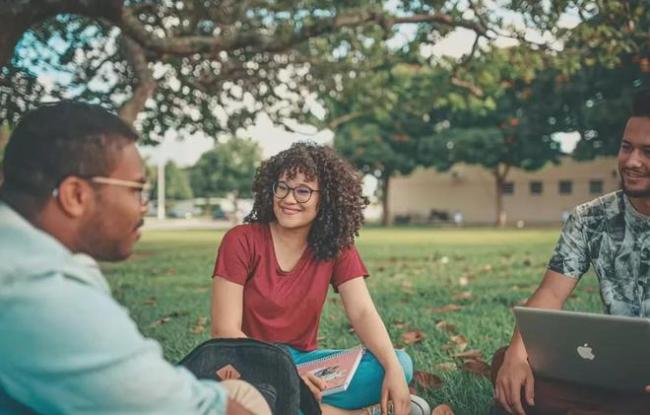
[{"x1": 349, "y1": 308, "x2": 401, "y2": 371}]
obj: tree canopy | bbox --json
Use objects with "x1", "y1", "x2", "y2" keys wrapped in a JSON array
[
  {"x1": 189, "y1": 137, "x2": 261, "y2": 199},
  {"x1": 1, "y1": 0, "x2": 594, "y2": 141}
]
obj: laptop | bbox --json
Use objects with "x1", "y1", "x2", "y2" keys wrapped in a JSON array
[{"x1": 513, "y1": 306, "x2": 650, "y2": 391}]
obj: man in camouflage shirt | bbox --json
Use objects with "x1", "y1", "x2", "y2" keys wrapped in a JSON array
[{"x1": 492, "y1": 89, "x2": 650, "y2": 415}]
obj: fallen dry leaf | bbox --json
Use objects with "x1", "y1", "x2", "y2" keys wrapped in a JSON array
[
  {"x1": 461, "y1": 359, "x2": 491, "y2": 378},
  {"x1": 190, "y1": 325, "x2": 205, "y2": 334},
  {"x1": 435, "y1": 320, "x2": 457, "y2": 333},
  {"x1": 143, "y1": 297, "x2": 157, "y2": 306},
  {"x1": 431, "y1": 404, "x2": 455, "y2": 415},
  {"x1": 431, "y1": 304, "x2": 462, "y2": 313},
  {"x1": 393, "y1": 320, "x2": 408, "y2": 329},
  {"x1": 449, "y1": 335, "x2": 468, "y2": 351},
  {"x1": 452, "y1": 349, "x2": 483, "y2": 360},
  {"x1": 190, "y1": 316, "x2": 208, "y2": 334},
  {"x1": 452, "y1": 291, "x2": 473, "y2": 301},
  {"x1": 401, "y1": 330, "x2": 425, "y2": 345},
  {"x1": 401, "y1": 280, "x2": 415, "y2": 294},
  {"x1": 412, "y1": 370, "x2": 443, "y2": 391},
  {"x1": 435, "y1": 362, "x2": 457, "y2": 372},
  {"x1": 150, "y1": 316, "x2": 171, "y2": 326}
]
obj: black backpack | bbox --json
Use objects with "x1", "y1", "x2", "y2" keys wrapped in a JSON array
[{"x1": 180, "y1": 338, "x2": 321, "y2": 415}]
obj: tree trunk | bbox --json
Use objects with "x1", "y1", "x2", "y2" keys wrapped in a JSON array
[
  {"x1": 380, "y1": 175, "x2": 390, "y2": 226},
  {"x1": 157, "y1": 159, "x2": 165, "y2": 219},
  {"x1": 492, "y1": 163, "x2": 510, "y2": 227},
  {"x1": 231, "y1": 191, "x2": 240, "y2": 225},
  {"x1": 0, "y1": 0, "x2": 124, "y2": 67}
]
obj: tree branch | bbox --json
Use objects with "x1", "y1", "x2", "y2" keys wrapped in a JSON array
[
  {"x1": 0, "y1": 0, "x2": 123, "y2": 66},
  {"x1": 326, "y1": 111, "x2": 365, "y2": 130},
  {"x1": 118, "y1": 35, "x2": 155, "y2": 125},
  {"x1": 450, "y1": 76, "x2": 484, "y2": 97},
  {"x1": 118, "y1": 7, "x2": 491, "y2": 57}
]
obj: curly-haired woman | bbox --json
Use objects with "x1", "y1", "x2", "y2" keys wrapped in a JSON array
[{"x1": 210, "y1": 142, "x2": 428, "y2": 415}]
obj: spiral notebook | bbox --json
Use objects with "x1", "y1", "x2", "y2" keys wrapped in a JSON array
[{"x1": 296, "y1": 346, "x2": 365, "y2": 396}]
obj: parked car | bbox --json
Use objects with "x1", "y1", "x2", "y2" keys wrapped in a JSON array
[
  {"x1": 168, "y1": 204, "x2": 202, "y2": 219},
  {"x1": 212, "y1": 206, "x2": 227, "y2": 220}
]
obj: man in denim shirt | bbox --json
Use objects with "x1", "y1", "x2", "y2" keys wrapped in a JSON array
[
  {"x1": 491, "y1": 90, "x2": 650, "y2": 415},
  {"x1": 0, "y1": 102, "x2": 269, "y2": 414}
]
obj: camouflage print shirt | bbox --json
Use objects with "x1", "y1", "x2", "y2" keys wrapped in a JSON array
[{"x1": 548, "y1": 190, "x2": 650, "y2": 317}]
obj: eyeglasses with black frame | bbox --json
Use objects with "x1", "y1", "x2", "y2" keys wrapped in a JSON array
[
  {"x1": 273, "y1": 181, "x2": 319, "y2": 203},
  {"x1": 51, "y1": 176, "x2": 152, "y2": 205}
]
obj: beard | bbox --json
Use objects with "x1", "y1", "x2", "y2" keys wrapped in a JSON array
[
  {"x1": 620, "y1": 178, "x2": 650, "y2": 198},
  {"x1": 79, "y1": 209, "x2": 143, "y2": 262}
]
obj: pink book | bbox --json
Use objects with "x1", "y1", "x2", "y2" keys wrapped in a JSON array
[{"x1": 296, "y1": 346, "x2": 365, "y2": 396}]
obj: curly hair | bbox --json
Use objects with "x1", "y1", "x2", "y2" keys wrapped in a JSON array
[{"x1": 244, "y1": 142, "x2": 369, "y2": 261}]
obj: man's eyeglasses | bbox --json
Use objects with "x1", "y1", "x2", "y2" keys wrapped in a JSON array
[
  {"x1": 52, "y1": 176, "x2": 152, "y2": 205},
  {"x1": 273, "y1": 181, "x2": 319, "y2": 203}
]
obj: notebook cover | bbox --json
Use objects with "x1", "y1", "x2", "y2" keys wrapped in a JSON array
[{"x1": 296, "y1": 346, "x2": 365, "y2": 396}]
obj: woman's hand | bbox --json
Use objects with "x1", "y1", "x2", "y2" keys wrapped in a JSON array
[
  {"x1": 381, "y1": 366, "x2": 410, "y2": 415},
  {"x1": 301, "y1": 372, "x2": 328, "y2": 403}
]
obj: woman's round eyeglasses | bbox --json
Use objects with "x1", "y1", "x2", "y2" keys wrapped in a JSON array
[{"x1": 273, "y1": 181, "x2": 319, "y2": 203}]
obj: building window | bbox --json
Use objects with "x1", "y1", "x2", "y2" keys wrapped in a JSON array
[
  {"x1": 502, "y1": 181, "x2": 514, "y2": 195},
  {"x1": 589, "y1": 179, "x2": 603, "y2": 194},
  {"x1": 530, "y1": 181, "x2": 543, "y2": 195},
  {"x1": 559, "y1": 180, "x2": 573, "y2": 195}
]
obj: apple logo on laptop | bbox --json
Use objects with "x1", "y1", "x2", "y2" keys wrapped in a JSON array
[{"x1": 576, "y1": 343, "x2": 595, "y2": 360}]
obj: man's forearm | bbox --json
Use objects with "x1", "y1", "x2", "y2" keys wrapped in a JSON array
[{"x1": 506, "y1": 270, "x2": 577, "y2": 357}]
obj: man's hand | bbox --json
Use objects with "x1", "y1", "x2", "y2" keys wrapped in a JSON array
[
  {"x1": 645, "y1": 385, "x2": 650, "y2": 393},
  {"x1": 494, "y1": 349, "x2": 535, "y2": 415},
  {"x1": 301, "y1": 372, "x2": 327, "y2": 402}
]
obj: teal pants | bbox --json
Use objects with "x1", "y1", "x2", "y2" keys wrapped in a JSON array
[{"x1": 284, "y1": 345, "x2": 414, "y2": 410}]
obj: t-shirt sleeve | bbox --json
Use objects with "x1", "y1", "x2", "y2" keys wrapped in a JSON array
[
  {"x1": 331, "y1": 245, "x2": 369, "y2": 291},
  {"x1": 212, "y1": 226, "x2": 253, "y2": 285},
  {"x1": 547, "y1": 209, "x2": 591, "y2": 279}
]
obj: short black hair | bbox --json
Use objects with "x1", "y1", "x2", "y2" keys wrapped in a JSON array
[
  {"x1": 632, "y1": 89, "x2": 650, "y2": 117},
  {"x1": 1, "y1": 101, "x2": 138, "y2": 212}
]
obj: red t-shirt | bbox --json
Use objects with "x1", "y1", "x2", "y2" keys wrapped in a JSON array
[{"x1": 212, "y1": 223, "x2": 368, "y2": 351}]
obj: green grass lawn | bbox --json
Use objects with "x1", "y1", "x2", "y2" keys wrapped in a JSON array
[{"x1": 103, "y1": 226, "x2": 602, "y2": 415}]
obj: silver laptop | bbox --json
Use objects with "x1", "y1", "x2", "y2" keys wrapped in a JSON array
[{"x1": 513, "y1": 306, "x2": 650, "y2": 391}]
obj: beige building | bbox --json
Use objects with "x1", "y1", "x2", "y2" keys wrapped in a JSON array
[{"x1": 388, "y1": 157, "x2": 620, "y2": 225}]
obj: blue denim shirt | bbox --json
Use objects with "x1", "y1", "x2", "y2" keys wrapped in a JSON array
[{"x1": 0, "y1": 202, "x2": 227, "y2": 414}]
